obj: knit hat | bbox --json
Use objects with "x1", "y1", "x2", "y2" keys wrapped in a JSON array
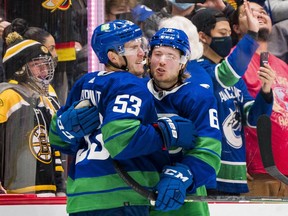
[
  {"x1": 191, "y1": 7, "x2": 228, "y2": 35},
  {"x1": 3, "y1": 32, "x2": 51, "y2": 80}
]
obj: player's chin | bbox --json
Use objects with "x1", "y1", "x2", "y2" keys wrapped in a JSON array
[{"x1": 134, "y1": 64, "x2": 145, "y2": 71}]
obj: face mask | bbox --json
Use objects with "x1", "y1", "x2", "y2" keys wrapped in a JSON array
[
  {"x1": 209, "y1": 36, "x2": 232, "y2": 58},
  {"x1": 168, "y1": 0, "x2": 194, "y2": 10}
]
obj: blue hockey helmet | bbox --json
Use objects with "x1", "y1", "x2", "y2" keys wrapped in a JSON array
[
  {"x1": 150, "y1": 28, "x2": 191, "y2": 63},
  {"x1": 91, "y1": 20, "x2": 143, "y2": 64}
]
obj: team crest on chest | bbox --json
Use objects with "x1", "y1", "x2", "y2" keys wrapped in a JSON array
[{"x1": 29, "y1": 125, "x2": 52, "y2": 164}]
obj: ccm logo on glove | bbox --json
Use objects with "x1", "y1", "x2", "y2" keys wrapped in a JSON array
[{"x1": 163, "y1": 168, "x2": 192, "y2": 182}]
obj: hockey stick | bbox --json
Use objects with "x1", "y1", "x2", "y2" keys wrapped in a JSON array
[
  {"x1": 257, "y1": 114, "x2": 288, "y2": 185},
  {"x1": 112, "y1": 160, "x2": 156, "y2": 201},
  {"x1": 113, "y1": 160, "x2": 288, "y2": 203}
]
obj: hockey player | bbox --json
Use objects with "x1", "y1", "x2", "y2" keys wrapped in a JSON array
[
  {"x1": 147, "y1": 28, "x2": 222, "y2": 215},
  {"x1": 49, "y1": 20, "x2": 197, "y2": 215},
  {"x1": 191, "y1": 1, "x2": 275, "y2": 195},
  {"x1": 0, "y1": 32, "x2": 65, "y2": 196}
]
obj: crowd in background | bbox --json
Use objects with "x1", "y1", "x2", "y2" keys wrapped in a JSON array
[{"x1": 0, "y1": 0, "x2": 288, "y2": 214}]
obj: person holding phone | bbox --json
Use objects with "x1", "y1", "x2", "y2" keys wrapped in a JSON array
[
  {"x1": 191, "y1": 2, "x2": 275, "y2": 196},
  {"x1": 231, "y1": 1, "x2": 288, "y2": 197}
]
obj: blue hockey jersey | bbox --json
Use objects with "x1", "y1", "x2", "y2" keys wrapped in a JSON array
[
  {"x1": 147, "y1": 79, "x2": 222, "y2": 189},
  {"x1": 147, "y1": 78, "x2": 222, "y2": 216},
  {"x1": 50, "y1": 71, "x2": 170, "y2": 213},
  {"x1": 197, "y1": 34, "x2": 273, "y2": 193}
]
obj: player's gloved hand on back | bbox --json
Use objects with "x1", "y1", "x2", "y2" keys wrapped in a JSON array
[
  {"x1": 155, "y1": 163, "x2": 193, "y2": 212},
  {"x1": 156, "y1": 116, "x2": 197, "y2": 149},
  {"x1": 56, "y1": 100, "x2": 100, "y2": 142}
]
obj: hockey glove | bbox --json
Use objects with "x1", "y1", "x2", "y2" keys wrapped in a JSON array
[
  {"x1": 156, "y1": 116, "x2": 197, "y2": 149},
  {"x1": 155, "y1": 163, "x2": 193, "y2": 212},
  {"x1": 56, "y1": 100, "x2": 100, "y2": 142}
]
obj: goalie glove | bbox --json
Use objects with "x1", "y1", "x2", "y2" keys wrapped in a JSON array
[
  {"x1": 155, "y1": 163, "x2": 193, "y2": 212},
  {"x1": 56, "y1": 100, "x2": 100, "y2": 143},
  {"x1": 155, "y1": 116, "x2": 197, "y2": 149}
]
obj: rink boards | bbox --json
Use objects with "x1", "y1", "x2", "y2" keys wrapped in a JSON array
[{"x1": 0, "y1": 195, "x2": 288, "y2": 216}]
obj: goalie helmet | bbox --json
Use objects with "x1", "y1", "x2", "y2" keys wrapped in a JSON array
[
  {"x1": 149, "y1": 28, "x2": 191, "y2": 64},
  {"x1": 3, "y1": 32, "x2": 55, "y2": 95},
  {"x1": 91, "y1": 19, "x2": 142, "y2": 64}
]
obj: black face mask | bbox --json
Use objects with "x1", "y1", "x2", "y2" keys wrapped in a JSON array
[{"x1": 209, "y1": 36, "x2": 232, "y2": 58}]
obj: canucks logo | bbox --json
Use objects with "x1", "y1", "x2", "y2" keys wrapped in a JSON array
[
  {"x1": 29, "y1": 125, "x2": 52, "y2": 164},
  {"x1": 222, "y1": 103, "x2": 242, "y2": 149},
  {"x1": 42, "y1": 0, "x2": 72, "y2": 12}
]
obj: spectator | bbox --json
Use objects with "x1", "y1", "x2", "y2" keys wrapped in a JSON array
[
  {"x1": 131, "y1": 4, "x2": 155, "y2": 31},
  {"x1": 191, "y1": 3, "x2": 275, "y2": 195},
  {"x1": 265, "y1": 0, "x2": 288, "y2": 24},
  {"x1": 0, "y1": 18, "x2": 10, "y2": 38},
  {"x1": 0, "y1": 32, "x2": 64, "y2": 196},
  {"x1": 3, "y1": 0, "x2": 88, "y2": 104},
  {"x1": 1, "y1": 18, "x2": 66, "y2": 195},
  {"x1": 2, "y1": 19, "x2": 58, "y2": 63},
  {"x1": 266, "y1": 0, "x2": 288, "y2": 64},
  {"x1": 142, "y1": 0, "x2": 195, "y2": 39},
  {"x1": 105, "y1": 0, "x2": 138, "y2": 22},
  {"x1": 72, "y1": 44, "x2": 88, "y2": 82},
  {"x1": 268, "y1": 19, "x2": 288, "y2": 64},
  {"x1": 0, "y1": 17, "x2": 10, "y2": 82},
  {"x1": 231, "y1": 1, "x2": 288, "y2": 197},
  {"x1": 142, "y1": 0, "x2": 236, "y2": 40},
  {"x1": 141, "y1": 0, "x2": 167, "y2": 12}
]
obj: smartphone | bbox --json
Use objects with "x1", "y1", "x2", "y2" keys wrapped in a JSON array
[
  {"x1": 175, "y1": 0, "x2": 206, "y2": 4},
  {"x1": 260, "y1": 52, "x2": 269, "y2": 67}
]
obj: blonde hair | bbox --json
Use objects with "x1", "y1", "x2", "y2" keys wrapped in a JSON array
[{"x1": 159, "y1": 16, "x2": 203, "y2": 60}]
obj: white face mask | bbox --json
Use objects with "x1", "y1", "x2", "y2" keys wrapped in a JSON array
[{"x1": 168, "y1": 0, "x2": 194, "y2": 10}]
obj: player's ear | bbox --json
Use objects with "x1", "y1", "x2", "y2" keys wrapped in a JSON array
[{"x1": 107, "y1": 51, "x2": 119, "y2": 64}]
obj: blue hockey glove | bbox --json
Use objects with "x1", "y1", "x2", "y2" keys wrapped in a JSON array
[
  {"x1": 56, "y1": 100, "x2": 100, "y2": 142},
  {"x1": 155, "y1": 163, "x2": 193, "y2": 212},
  {"x1": 156, "y1": 116, "x2": 197, "y2": 149}
]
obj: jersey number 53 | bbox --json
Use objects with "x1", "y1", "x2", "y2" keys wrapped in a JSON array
[{"x1": 112, "y1": 94, "x2": 142, "y2": 116}]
